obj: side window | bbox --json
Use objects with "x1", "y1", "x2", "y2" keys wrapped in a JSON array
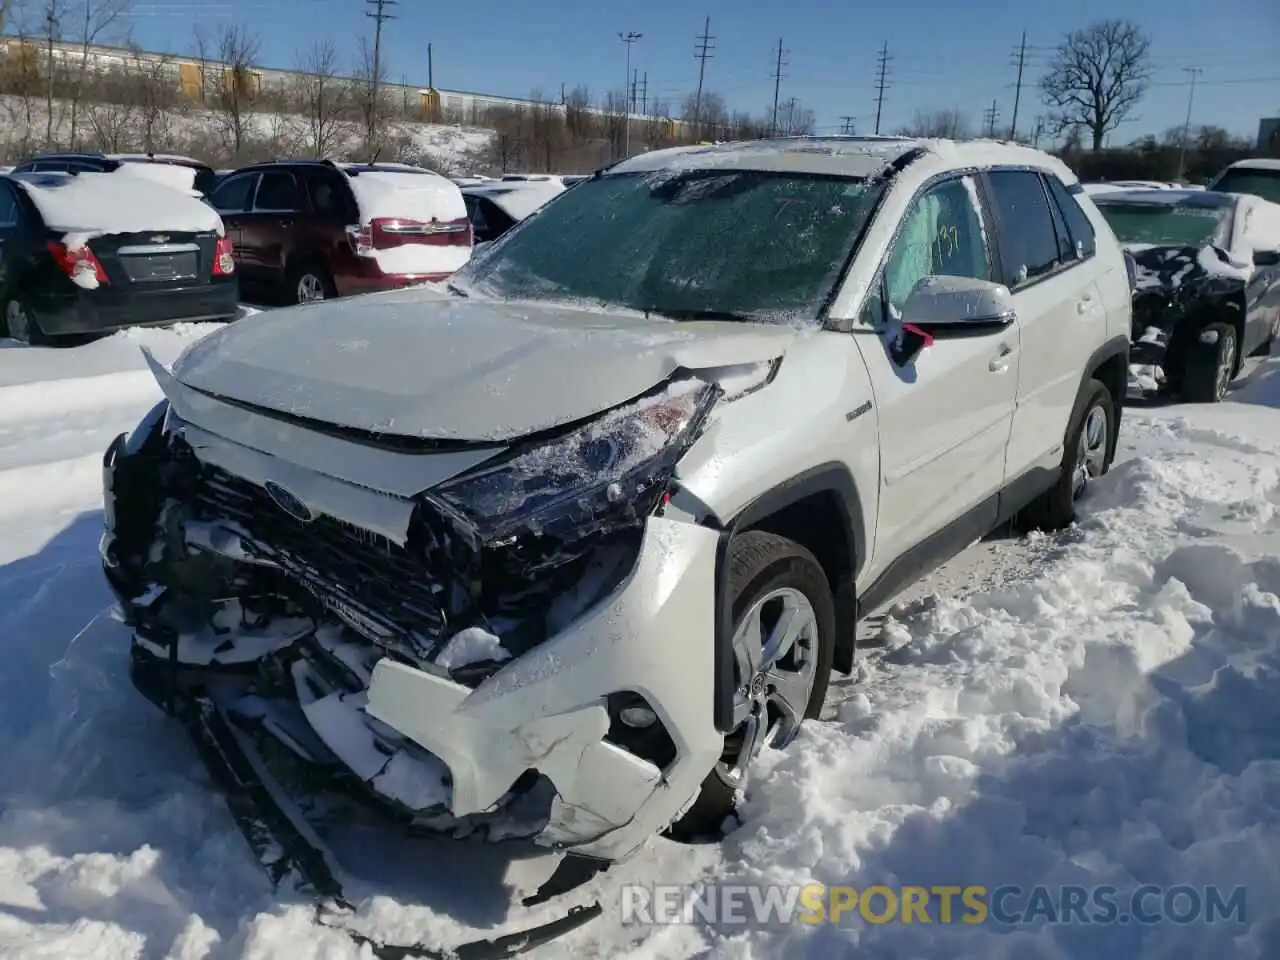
[
  {"x1": 32, "y1": 161, "x2": 69, "y2": 172},
  {"x1": 1044, "y1": 175, "x2": 1097, "y2": 259},
  {"x1": 476, "y1": 198, "x2": 515, "y2": 241},
  {"x1": 0, "y1": 185, "x2": 18, "y2": 226},
  {"x1": 254, "y1": 171, "x2": 300, "y2": 212},
  {"x1": 303, "y1": 170, "x2": 352, "y2": 219},
  {"x1": 211, "y1": 173, "x2": 256, "y2": 213},
  {"x1": 1042, "y1": 175, "x2": 1075, "y2": 264},
  {"x1": 984, "y1": 170, "x2": 1063, "y2": 287},
  {"x1": 875, "y1": 176, "x2": 992, "y2": 321}
]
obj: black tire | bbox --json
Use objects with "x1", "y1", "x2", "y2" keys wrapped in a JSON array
[
  {"x1": 666, "y1": 531, "x2": 835, "y2": 842},
  {"x1": 284, "y1": 260, "x2": 335, "y2": 306},
  {"x1": 1180, "y1": 322, "x2": 1237, "y2": 403},
  {"x1": 1019, "y1": 378, "x2": 1114, "y2": 532},
  {"x1": 1, "y1": 297, "x2": 48, "y2": 345}
]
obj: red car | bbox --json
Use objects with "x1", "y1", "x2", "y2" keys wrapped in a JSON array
[{"x1": 209, "y1": 160, "x2": 473, "y2": 305}]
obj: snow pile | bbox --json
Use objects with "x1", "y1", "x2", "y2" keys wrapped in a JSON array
[{"x1": 0, "y1": 326, "x2": 1277, "y2": 957}]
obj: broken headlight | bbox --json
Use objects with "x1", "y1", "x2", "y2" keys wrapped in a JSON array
[{"x1": 428, "y1": 380, "x2": 719, "y2": 543}]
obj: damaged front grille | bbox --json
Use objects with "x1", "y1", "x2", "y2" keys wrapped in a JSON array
[{"x1": 190, "y1": 462, "x2": 449, "y2": 662}]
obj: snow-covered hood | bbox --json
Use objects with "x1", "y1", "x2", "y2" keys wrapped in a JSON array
[{"x1": 167, "y1": 286, "x2": 799, "y2": 442}]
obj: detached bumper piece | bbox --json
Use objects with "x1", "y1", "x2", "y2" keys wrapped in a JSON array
[{"x1": 131, "y1": 650, "x2": 602, "y2": 959}]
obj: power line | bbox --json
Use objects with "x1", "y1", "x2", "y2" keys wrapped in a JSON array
[
  {"x1": 873, "y1": 40, "x2": 891, "y2": 135},
  {"x1": 770, "y1": 38, "x2": 787, "y2": 136},
  {"x1": 983, "y1": 99, "x2": 1000, "y2": 138},
  {"x1": 1009, "y1": 29, "x2": 1027, "y2": 141},
  {"x1": 693, "y1": 16, "x2": 714, "y2": 138}
]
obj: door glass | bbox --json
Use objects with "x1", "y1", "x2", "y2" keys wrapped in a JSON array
[
  {"x1": 985, "y1": 170, "x2": 1063, "y2": 287},
  {"x1": 254, "y1": 171, "x2": 300, "y2": 212},
  {"x1": 879, "y1": 176, "x2": 992, "y2": 320},
  {"x1": 0, "y1": 187, "x2": 17, "y2": 226},
  {"x1": 211, "y1": 173, "x2": 256, "y2": 213}
]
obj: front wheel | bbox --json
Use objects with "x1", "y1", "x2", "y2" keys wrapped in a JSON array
[
  {"x1": 2, "y1": 298, "x2": 47, "y2": 345},
  {"x1": 1181, "y1": 322, "x2": 1237, "y2": 403},
  {"x1": 666, "y1": 531, "x2": 834, "y2": 842},
  {"x1": 287, "y1": 262, "x2": 335, "y2": 306}
]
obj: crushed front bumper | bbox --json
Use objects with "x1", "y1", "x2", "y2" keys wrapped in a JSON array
[{"x1": 101, "y1": 430, "x2": 724, "y2": 867}]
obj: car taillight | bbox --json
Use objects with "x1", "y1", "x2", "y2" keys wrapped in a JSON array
[
  {"x1": 212, "y1": 236, "x2": 235, "y2": 276},
  {"x1": 48, "y1": 241, "x2": 108, "y2": 286},
  {"x1": 345, "y1": 216, "x2": 473, "y2": 256}
]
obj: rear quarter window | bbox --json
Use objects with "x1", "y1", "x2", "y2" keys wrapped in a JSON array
[{"x1": 1045, "y1": 175, "x2": 1097, "y2": 259}]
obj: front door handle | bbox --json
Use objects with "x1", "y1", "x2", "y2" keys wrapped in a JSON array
[{"x1": 989, "y1": 343, "x2": 1015, "y2": 373}]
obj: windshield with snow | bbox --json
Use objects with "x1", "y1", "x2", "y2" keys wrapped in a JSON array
[
  {"x1": 1210, "y1": 169, "x2": 1280, "y2": 204},
  {"x1": 1095, "y1": 203, "x2": 1227, "y2": 248},
  {"x1": 454, "y1": 169, "x2": 882, "y2": 324}
]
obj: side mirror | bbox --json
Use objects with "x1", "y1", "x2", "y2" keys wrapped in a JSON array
[
  {"x1": 902, "y1": 275, "x2": 1016, "y2": 332},
  {"x1": 890, "y1": 276, "x2": 1016, "y2": 366},
  {"x1": 1253, "y1": 248, "x2": 1280, "y2": 267}
]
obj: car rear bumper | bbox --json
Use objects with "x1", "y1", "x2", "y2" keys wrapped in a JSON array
[{"x1": 32, "y1": 280, "x2": 239, "y2": 336}]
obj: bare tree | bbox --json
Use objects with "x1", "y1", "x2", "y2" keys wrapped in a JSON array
[
  {"x1": 42, "y1": 0, "x2": 60, "y2": 145},
  {"x1": 66, "y1": 0, "x2": 128, "y2": 146},
  {"x1": 195, "y1": 24, "x2": 261, "y2": 158},
  {"x1": 1039, "y1": 19, "x2": 1151, "y2": 151},
  {"x1": 681, "y1": 90, "x2": 727, "y2": 141},
  {"x1": 898, "y1": 108, "x2": 973, "y2": 139},
  {"x1": 295, "y1": 39, "x2": 349, "y2": 156},
  {"x1": 123, "y1": 45, "x2": 179, "y2": 150}
]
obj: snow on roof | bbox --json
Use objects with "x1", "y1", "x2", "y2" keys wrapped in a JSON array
[
  {"x1": 1225, "y1": 158, "x2": 1280, "y2": 172},
  {"x1": 1092, "y1": 188, "x2": 1235, "y2": 208},
  {"x1": 108, "y1": 153, "x2": 208, "y2": 168},
  {"x1": 608, "y1": 135, "x2": 1080, "y2": 185},
  {"x1": 463, "y1": 180, "x2": 566, "y2": 221},
  {"x1": 111, "y1": 161, "x2": 200, "y2": 195},
  {"x1": 8, "y1": 171, "x2": 223, "y2": 240}
]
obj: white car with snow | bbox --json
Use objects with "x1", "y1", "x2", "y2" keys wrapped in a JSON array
[
  {"x1": 0, "y1": 170, "x2": 237, "y2": 345},
  {"x1": 462, "y1": 177, "x2": 567, "y2": 244},
  {"x1": 98, "y1": 136, "x2": 1132, "y2": 933},
  {"x1": 1207, "y1": 157, "x2": 1280, "y2": 206}
]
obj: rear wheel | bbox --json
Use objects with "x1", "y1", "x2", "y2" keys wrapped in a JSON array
[
  {"x1": 2, "y1": 298, "x2": 47, "y2": 345},
  {"x1": 287, "y1": 261, "x2": 335, "y2": 305},
  {"x1": 1181, "y1": 322, "x2": 1237, "y2": 403},
  {"x1": 667, "y1": 531, "x2": 834, "y2": 842},
  {"x1": 1019, "y1": 378, "x2": 1113, "y2": 532}
]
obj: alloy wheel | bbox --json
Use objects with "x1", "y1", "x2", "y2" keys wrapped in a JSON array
[
  {"x1": 1214, "y1": 330, "x2": 1236, "y2": 400},
  {"x1": 297, "y1": 273, "x2": 326, "y2": 304},
  {"x1": 5, "y1": 301, "x2": 31, "y2": 344},
  {"x1": 720, "y1": 586, "x2": 820, "y2": 785},
  {"x1": 1072, "y1": 403, "x2": 1109, "y2": 500}
]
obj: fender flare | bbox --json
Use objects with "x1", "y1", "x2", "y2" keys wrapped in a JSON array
[{"x1": 708, "y1": 463, "x2": 867, "y2": 732}]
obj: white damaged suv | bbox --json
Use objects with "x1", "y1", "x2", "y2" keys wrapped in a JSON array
[{"x1": 100, "y1": 137, "x2": 1131, "y2": 891}]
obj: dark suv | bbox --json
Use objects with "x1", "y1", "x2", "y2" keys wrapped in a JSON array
[
  {"x1": 9, "y1": 152, "x2": 219, "y2": 198},
  {"x1": 209, "y1": 159, "x2": 474, "y2": 305}
]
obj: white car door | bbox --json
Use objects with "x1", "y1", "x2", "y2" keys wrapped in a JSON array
[
  {"x1": 852, "y1": 174, "x2": 1020, "y2": 574},
  {"x1": 983, "y1": 169, "x2": 1108, "y2": 483}
]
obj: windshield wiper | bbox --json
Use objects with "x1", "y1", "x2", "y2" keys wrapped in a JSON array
[
  {"x1": 645, "y1": 307, "x2": 756, "y2": 323},
  {"x1": 446, "y1": 282, "x2": 469, "y2": 298}
]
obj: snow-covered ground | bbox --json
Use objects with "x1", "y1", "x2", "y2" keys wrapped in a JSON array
[{"x1": 1, "y1": 320, "x2": 1278, "y2": 959}]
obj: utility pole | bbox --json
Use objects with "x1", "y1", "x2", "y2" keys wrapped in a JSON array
[
  {"x1": 983, "y1": 100, "x2": 1000, "y2": 138},
  {"x1": 839, "y1": 116, "x2": 857, "y2": 135},
  {"x1": 770, "y1": 38, "x2": 787, "y2": 136},
  {"x1": 639, "y1": 71, "x2": 648, "y2": 115},
  {"x1": 692, "y1": 16, "x2": 714, "y2": 139},
  {"x1": 560, "y1": 82, "x2": 566, "y2": 105},
  {"x1": 1176, "y1": 67, "x2": 1202, "y2": 183},
  {"x1": 364, "y1": 0, "x2": 398, "y2": 149},
  {"x1": 618, "y1": 30, "x2": 641, "y2": 158},
  {"x1": 43, "y1": 1, "x2": 57, "y2": 146},
  {"x1": 873, "y1": 41, "x2": 891, "y2": 135},
  {"x1": 1032, "y1": 115, "x2": 1045, "y2": 148},
  {"x1": 1009, "y1": 29, "x2": 1027, "y2": 140}
]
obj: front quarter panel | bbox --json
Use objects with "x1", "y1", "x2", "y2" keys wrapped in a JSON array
[{"x1": 675, "y1": 330, "x2": 879, "y2": 578}]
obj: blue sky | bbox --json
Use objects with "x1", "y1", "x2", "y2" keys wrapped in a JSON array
[{"x1": 122, "y1": 0, "x2": 1280, "y2": 144}]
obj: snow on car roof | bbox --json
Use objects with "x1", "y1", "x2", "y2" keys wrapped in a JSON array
[
  {"x1": 338, "y1": 165, "x2": 466, "y2": 223},
  {"x1": 107, "y1": 153, "x2": 208, "y2": 167},
  {"x1": 462, "y1": 180, "x2": 565, "y2": 221},
  {"x1": 1093, "y1": 188, "x2": 1236, "y2": 208},
  {"x1": 7, "y1": 170, "x2": 224, "y2": 239},
  {"x1": 1224, "y1": 158, "x2": 1280, "y2": 172},
  {"x1": 608, "y1": 135, "x2": 1080, "y2": 185}
]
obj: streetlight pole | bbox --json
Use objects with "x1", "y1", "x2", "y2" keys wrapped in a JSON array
[{"x1": 619, "y1": 30, "x2": 641, "y2": 158}]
